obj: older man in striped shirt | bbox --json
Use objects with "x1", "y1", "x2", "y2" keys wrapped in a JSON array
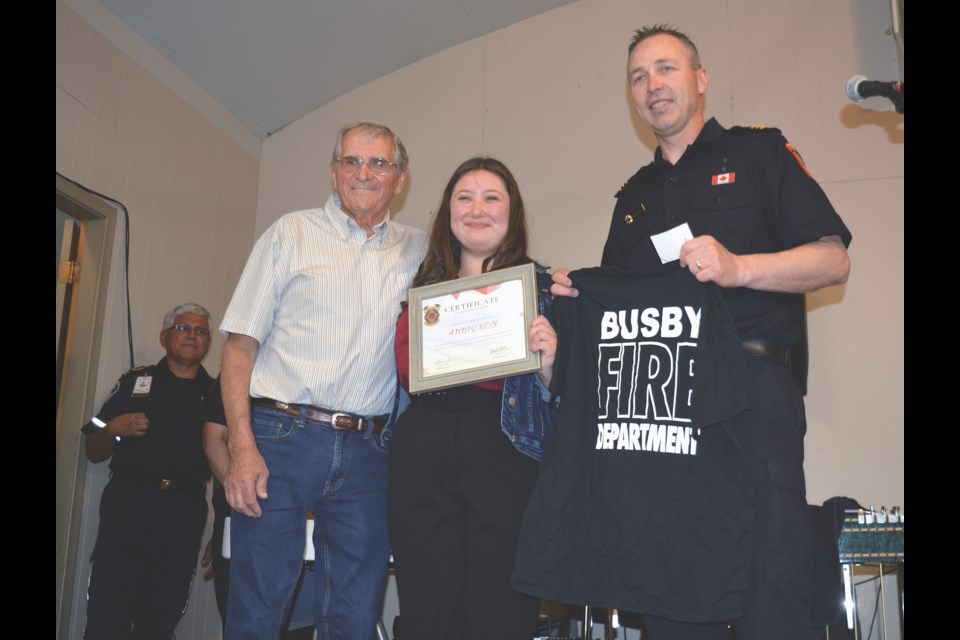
[{"x1": 220, "y1": 122, "x2": 427, "y2": 639}]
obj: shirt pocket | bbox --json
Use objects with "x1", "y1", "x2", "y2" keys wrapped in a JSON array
[
  {"x1": 685, "y1": 182, "x2": 758, "y2": 254},
  {"x1": 390, "y1": 271, "x2": 413, "y2": 306}
]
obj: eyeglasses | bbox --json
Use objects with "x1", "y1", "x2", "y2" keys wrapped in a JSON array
[
  {"x1": 335, "y1": 156, "x2": 399, "y2": 176},
  {"x1": 171, "y1": 323, "x2": 211, "y2": 337}
]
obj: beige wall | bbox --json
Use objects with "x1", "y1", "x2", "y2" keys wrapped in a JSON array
[
  {"x1": 56, "y1": 0, "x2": 902, "y2": 637},
  {"x1": 56, "y1": 0, "x2": 259, "y2": 636},
  {"x1": 258, "y1": 0, "x2": 903, "y2": 509}
]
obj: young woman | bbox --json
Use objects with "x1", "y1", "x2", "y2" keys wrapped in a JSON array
[{"x1": 388, "y1": 157, "x2": 557, "y2": 640}]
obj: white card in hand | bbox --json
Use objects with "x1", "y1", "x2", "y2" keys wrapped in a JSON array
[{"x1": 650, "y1": 223, "x2": 694, "y2": 264}]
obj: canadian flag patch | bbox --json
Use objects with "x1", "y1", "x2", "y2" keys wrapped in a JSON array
[{"x1": 711, "y1": 172, "x2": 736, "y2": 185}]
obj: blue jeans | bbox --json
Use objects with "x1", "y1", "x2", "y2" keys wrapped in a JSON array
[{"x1": 225, "y1": 405, "x2": 391, "y2": 640}]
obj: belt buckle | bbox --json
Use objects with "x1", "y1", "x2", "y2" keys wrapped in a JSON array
[
  {"x1": 329, "y1": 412, "x2": 357, "y2": 431},
  {"x1": 160, "y1": 479, "x2": 174, "y2": 491}
]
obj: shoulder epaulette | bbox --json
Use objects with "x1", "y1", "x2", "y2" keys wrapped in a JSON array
[
  {"x1": 728, "y1": 124, "x2": 782, "y2": 136},
  {"x1": 120, "y1": 364, "x2": 149, "y2": 378},
  {"x1": 614, "y1": 165, "x2": 651, "y2": 197}
]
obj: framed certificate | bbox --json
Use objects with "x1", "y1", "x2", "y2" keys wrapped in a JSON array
[{"x1": 408, "y1": 263, "x2": 541, "y2": 393}]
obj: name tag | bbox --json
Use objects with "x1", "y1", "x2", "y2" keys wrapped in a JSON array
[{"x1": 132, "y1": 375, "x2": 153, "y2": 397}]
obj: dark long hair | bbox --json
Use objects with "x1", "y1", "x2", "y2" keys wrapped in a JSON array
[{"x1": 413, "y1": 157, "x2": 532, "y2": 288}]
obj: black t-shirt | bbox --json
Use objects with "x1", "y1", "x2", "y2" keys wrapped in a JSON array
[
  {"x1": 513, "y1": 267, "x2": 754, "y2": 622},
  {"x1": 82, "y1": 357, "x2": 213, "y2": 482}
]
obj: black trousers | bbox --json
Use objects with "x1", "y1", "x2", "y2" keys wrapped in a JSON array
[
  {"x1": 388, "y1": 386, "x2": 541, "y2": 640},
  {"x1": 84, "y1": 476, "x2": 208, "y2": 640},
  {"x1": 210, "y1": 483, "x2": 230, "y2": 624}
]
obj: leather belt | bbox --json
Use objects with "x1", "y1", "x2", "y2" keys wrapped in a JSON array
[
  {"x1": 253, "y1": 399, "x2": 387, "y2": 435},
  {"x1": 112, "y1": 470, "x2": 207, "y2": 493},
  {"x1": 741, "y1": 340, "x2": 791, "y2": 367}
]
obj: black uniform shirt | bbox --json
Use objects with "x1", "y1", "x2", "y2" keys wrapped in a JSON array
[
  {"x1": 201, "y1": 377, "x2": 226, "y2": 426},
  {"x1": 200, "y1": 377, "x2": 230, "y2": 517},
  {"x1": 601, "y1": 118, "x2": 852, "y2": 347},
  {"x1": 82, "y1": 357, "x2": 213, "y2": 482}
]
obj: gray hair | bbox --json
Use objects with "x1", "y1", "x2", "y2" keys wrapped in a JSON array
[
  {"x1": 162, "y1": 303, "x2": 211, "y2": 330},
  {"x1": 331, "y1": 122, "x2": 409, "y2": 173}
]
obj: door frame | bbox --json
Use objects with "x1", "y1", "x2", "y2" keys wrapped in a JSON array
[{"x1": 55, "y1": 174, "x2": 118, "y2": 639}]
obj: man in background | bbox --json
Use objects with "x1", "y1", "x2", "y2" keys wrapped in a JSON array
[
  {"x1": 199, "y1": 376, "x2": 233, "y2": 630},
  {"x1": 82, "y1": 303, "x2": 214, "y2": 639}
]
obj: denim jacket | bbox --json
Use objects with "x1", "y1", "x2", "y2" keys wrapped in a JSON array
[
  {"x1": 500, "y1": 268, "x2": 557, "y2": 461},
  {"x1": 383, "y1": 268, "x2": 557, "y2": 461},
  {"x1": 381, "y1": 378, "x2": 411, "y2": 452}
]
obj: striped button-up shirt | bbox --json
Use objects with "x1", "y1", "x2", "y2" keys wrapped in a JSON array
[{"x1": 221, "y1": 195, "x2": 427, "y2": 416}]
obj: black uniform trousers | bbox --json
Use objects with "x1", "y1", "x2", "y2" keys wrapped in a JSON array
[
  {"x1": 210, "y1": 483, "x2": 230, "y2": 623},
  {"x1": 388, "y1": 386, "x2": 541, "y2": 640},
  {"x1": 643, "y1": 357, "x2": 816, "y2": 640},
  {"x1": 84, "y1": 476, "x2": 208, "y2": 640}
]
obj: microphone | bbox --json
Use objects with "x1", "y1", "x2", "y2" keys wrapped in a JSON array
[{"x1": 845, "y1": 75, "x2": 904, "y2": 113}]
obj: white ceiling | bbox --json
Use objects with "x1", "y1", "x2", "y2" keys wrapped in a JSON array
[{"x1": 99, "y1": 0, "x2": 577, "y2": 140}]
